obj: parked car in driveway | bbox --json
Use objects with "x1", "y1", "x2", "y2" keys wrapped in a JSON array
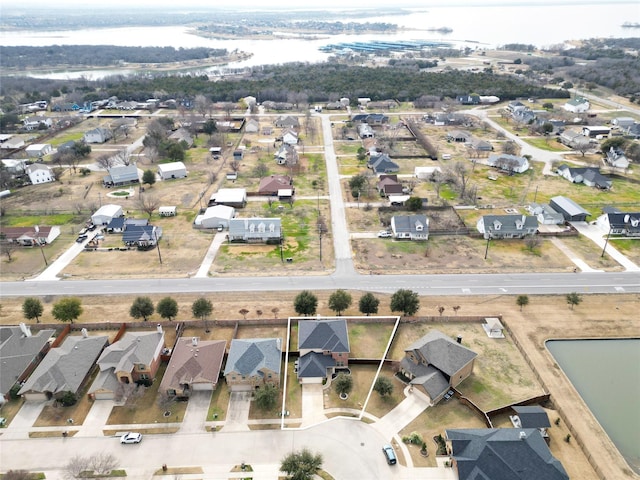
[
  {"x1": 377, "y1": 230, "x2": 392, "y2": 238},
  {"x1": 120, "y1": 432, "x2": 142, "y2": 444},
  {"x1": 76, "y1": 234, "x2": 88, "y2": 243},
  {"x1": 382, "y1": 444, "x2": 397, "y2": 465}
]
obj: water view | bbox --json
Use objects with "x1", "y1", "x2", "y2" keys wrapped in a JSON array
[{"x1": 546, "y1": 338, "x2": 640, "y2": 475}]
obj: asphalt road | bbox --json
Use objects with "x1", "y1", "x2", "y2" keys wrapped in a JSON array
[{"x1": 2, "y1": 271, "x2": 639, "y2": 297}]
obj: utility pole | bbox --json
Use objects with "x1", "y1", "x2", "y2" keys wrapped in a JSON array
[
  {"x1": 484, "y1": 229, "x2": 492, "y2": 260},
  {"x1": 318, "y1": 223, "x2": 322, "y2": 264},
  {"x1": 155, "y1": 228, "x2": 163, "y2": 265},
  {"x1": 601, "y1": 225, "x2": 612, "y2": 258}
]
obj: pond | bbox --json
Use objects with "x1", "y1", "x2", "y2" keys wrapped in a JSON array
[{"x1": 546, "y1": 338, "x2": 640, "y2": 475}]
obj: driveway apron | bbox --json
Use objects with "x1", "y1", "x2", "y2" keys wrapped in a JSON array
[
  {"x1": 374, "y1": 387, "x2": 431, "y2": 441},
  {"x1": 2, "y1": 401, "x2": 47, "y2": 439},
  {"x1": 223, "y1": 391, "x2": 251, "y2": 432},
  {"x1": 75, "y1": 399, "x2": 115, "y2": 437},
  {"x1": 179, "y1": 390, "x2": 212, "y2": 434},
  {"x1": 301, "y1": 383, "x2": 326, "y2": 427}
]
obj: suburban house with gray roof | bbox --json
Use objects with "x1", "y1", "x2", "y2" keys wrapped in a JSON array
[
  {"x1": 19, "y1": 333, "x2": 108, "y2": 402},
  {"x1": 228, "y1": 218, "x2": 281, "y2": 243},
  {"x1": 0, "y1": 324, "x2": 55, "y2": 403},
  {"x1": 89, "y1": 327, "x2": 165, "y2": 400},
  {"x1": 103, "y1": 163, "x2": 140, "y2": 187},
  {"x1": 596, "y1": 209, "x2": 640, "y2": 236},
  {"x1": 274, "y1": 116, "x2": 299, "y2": 129},
  {"x1": 476, "y1": 215, "x2": 538, "y2": 239},
  {"x1": 160, "y1": 337, "x2": 226, "y2": 397},
  {"x1": 400, "y1": 330, "x2": 477, "y2": 404},
  {"x1": 549, "y1": 196, "x2": 591, "y2": 222},
  {"x1": 368, "y1": 153, "x2": 399, "y2": 174},
  {"x1": 556, "y1": 165, "x2": 611, "y2": 190},
  {"x1": 83, "y1": 127, "x2": 112, "y2": 144},
  {"x1": 391, "y1": 214, "x2": 429, "y2": 241},
  {"x1": 605, "y1": 147, "x2": 630, "y2": 170},
  {"x1": 297, "y1": 319, "x2": 350, "y2": 384},
  {"x1": 563, "y1": 96, "x2": 589, "y2": 113},
  {"x1": 224, "y1": 338, "x2": 282, "y2": 391},
  {"x1": 527, "y1": 203, "x2": 565, "y2": 225},
  {"x1": 446, "y1": 428, "x2": 568, "y2": 480}
]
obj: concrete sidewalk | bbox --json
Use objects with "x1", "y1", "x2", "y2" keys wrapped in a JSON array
[{"x1": 571, "y1": 222, "x2": 640, "y2": 272}]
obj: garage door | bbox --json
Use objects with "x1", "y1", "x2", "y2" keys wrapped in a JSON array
[
  {"x1": 24, "y1": 393, "x2": 48, "y2": 402},
  {"x1": 229, "y1": 384, "x2": 253, "y2": 392},
  {"x1": 94, "y1": 391, "x2": 114, "y2": 400},
  {"x1": 191, "y1": 383, "x2": 213, "y2": 391}
]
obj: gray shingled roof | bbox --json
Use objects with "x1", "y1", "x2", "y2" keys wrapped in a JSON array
[
  {"x1": 405, "y1": 330, "x2": 477, "y2": 377},
  {"x1": 95, "y1": 331, "x2": 164, "y2": 374},
  {"x1": 224, "y1": 338, "x2": 281, "y2": 377},
  {"x1": 297, "y1": 351, "x2": 336, "y2": 378},
  {"x1": 298, "y1": 319, "x2": 349, "y2": 353},
  {"x1": 0, "y1": 326, "x2": 55, "y2": 396},
  {"x1": 400, "y1": 357, "x2": 449, "y2": 399},
  {"x1": 446, "y1": 428, "x2": 569, "y2": 480},
  {"x1": 512, "y1": 406, "x2": 551, "y2": 429},
  {"x1": 19, "y1": 335, "x2": 107, "y2": 396}
]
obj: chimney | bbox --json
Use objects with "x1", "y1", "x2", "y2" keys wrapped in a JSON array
[
  {"x1": 157, "y1": 323, "x2": 163, "y2": 334},
  {"x1": 456, "y1": 335, "x2": 462, "y2": 344},
  {"x1": 81, "y1": 328, "x2": 89, "y2": 338},
  {"x1": 519, "y1": 431, "x2": 527, "y2": 440},
  {"x1": 192, "y1": 337, "x2": 198, "y2": 347},
  {"x1": 19, "y1": 323, "x2": 32, "y2": 338}
]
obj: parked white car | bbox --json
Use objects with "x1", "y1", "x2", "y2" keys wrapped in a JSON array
[
  {"x1": 377, "y1": 230, "x2": 392, "y2": 238},
  {"x1": 120, "y1": 432, "x2": 142, "y2": 444}
]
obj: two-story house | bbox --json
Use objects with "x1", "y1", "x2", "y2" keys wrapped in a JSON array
[
  {"x1": 297, "y1": 319, "x2": 350, "y2": 384},
  {"x1": 224, "y1": 338, "x2": 282, "y2": 391}
]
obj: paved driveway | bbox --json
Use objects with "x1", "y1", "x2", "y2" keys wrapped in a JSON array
[
  {"x1": 223, "y1": 391, "x2": 251, "y2": 432},
  {"x1": 301, "y1": 383, "x2": 326, "y2": 427},
  {"x1": 179, "y1": 390, "x2": 212, "y2": 433},
  {"x1": 2, "y1": 401, "x2": 47, "y2": 440},
  {"x1": 374, "y1": 387, "x2": 431, "y2": 441}
]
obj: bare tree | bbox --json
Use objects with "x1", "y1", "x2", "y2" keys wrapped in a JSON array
[
  {"x1": 437, "y1": 306, "x2": 445, "y2": 316},
  {"x1": 502, "y1": 140, "x2": 518, "y2": 155},
  {"x1": 1, "y1": 242, "x2": 17, "y2": 262},
  {"x1": 195, "y1": 94, "x2": 211, "y2": 118},
  {"x1": 574, "y1": 142, "x2": 591, "y2": 157},
  {"x1": 89, "y1": 452, "x2": 118, "y2": 476},
  {"x1": 137, "y1": 194, "x2": 160, "y2": 219},
  {"x1": 65, "y1": 455, "x2": 91, "y2": 479},
  {"x1": 145, "y1": 146, "x2": 159, "y2": 164},
  {"x1": 230, "y1": 160, "x2": 240, "y2": 172},
  {"x1": 450, "y1": 162, "x2": 470, "y2": 199},
  {"x1": 271, "y1": 307, "x2": 279, "y2": 319},
  {"x1": 112, "y1": 148, "x2": 131, "y2": 166},
  {"x1": 239, "y1": 308, "x2": 249, "y2": 319},
  {"x1": 453, "y1": 305, "x2": 460, "y2": 315},
  {"x1": 96, "y1": 154, "x2": 117, "y2": 170}
]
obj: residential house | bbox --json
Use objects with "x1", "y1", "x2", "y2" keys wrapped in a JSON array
[
  {"x1": 160, "y1": 337, "x2": 226, "y2": 397},
  {"x1": 368, "y1": 153, "x2": 399, "y2": 174},
  {"x1": 103, "y1": 164, "x2": 140, "y2": 187},
  {"x1": 245, "y1": 118, "x2": 260, "y2": 133},
  {"x1": 224, "y1": 338, "x2": 282, "y2": 391},
  {"x1": 26, "y1": 163, "x2": 55, "y2": 184},
  {"x1": 596, "y1": 209, "x2": 640, "y2": 236},
  {"x1": 487, "y1": 154, "x2": 530, "y2": 174},
  {"x1": 193, "y1": 205, "x2": 235, "y2": 229},
  {"x1": 274, "y1": 144, "x2": 298, "y2": 165},
  {"x1": 52, "y1": 103, "x2": 80, "y2": 112},
  {"x1": 512, "y1": 107, "x2": 536, "y2": 125},
  {"x1": 106, "y1": 217, "x2": 147, "y2": 234},
  {"x1": 123, "y1": 225, "x2": 162, "y2": 247},
  {"x1": 611, "y1": 117, "x2": 635, "y2": 129},
  {"x1": 1, "y1": 158, "x2": 27, "y2": 175},
  {"x1": 625, "y1": 123, "x2": 640, "y2": 139},
  {"x1": 262, "y1": 101, "x2": 294, "y2": 111},
  {"x1": 563, "y1": 97, "x2": 590, "y2": 113},
  {"x1": 228, "y1": 218, "x2": 281, "y2": 243},
  {"x1": 431, "y1": 113, "x2": 465, "y2": 126},
  {"x1": 527, "y1": 203, "x2": 564, "y2": 225},
  {"x1": 510, "y1": 405, "x2": 551, "y2": 439},
  {"x1": 446, "y1": 429, "x2": 568, "y2": 480},
  {"x1": 558, "y1": 130, "x2": 591, "y2": 149},
  {"x1": 358, "y1": 123, "x2": 375, "y2": 139},
  {"x1": 414, "y1": 166, "x2": 442, "y2": 180},
  {"x1": 549, "y1": 196, "x2": 591, "y2": 222},
  {"x1": 83, "y1": 127, "x2": 113, "y2": 144},
  {"x1": 274, "y1": 116, "x2": 299, "y2": 129},
  {"x1": 391, "y1": 215, "x2": 429, "y2": 241},
  {"x1": 89, "y1": 327, "x2": 165, "y2": 400},
  {"x1": 208, "y1": 188, "x2": 247, "y2": 208},
  {"x1": 0, "y1": 226, "x2": 60, "y2": 246},
  {"x1": 0, "y1": 324, "x2": 55, "y2": 402},
  {"x1": 446, "y1": 130, "x2": 472, "y2": 143},
  {"x1": 281, "y1": 129, "x2": 298, "y2": 145},
  {"x1": 0, "y1": 136, "x2": 25, "y2": 150},
  {"x1": 23, "y1": 116, "x2": 52, "y2": 131},
  {"x1": 468, "y1": 138, "x2": 493, "y2": 152},
  {"x1": 169, "y1": 128, "x2": 194, "y2": 148},
  {"x1": 158, "y1": 161, "x2": 188, "y2": 180},
  {"x1": 233, "y1": 149, "x2": 244, "y2": 161},
  {"x1": 476, "y1": 215, "x2": 538, "y2": 239},
  {"x1": 297, "y1": 319, "x2": 350, "y2": 384},
  {"x1": 25, "y1": 144, "x2": 53, "y2": 158},
  {"x1": 457, "y1": 94, "x2": 480, "y2": 105},
  {"x1": 376, "y1": 175, "x2": 403, "y2": 197},
  {"x1": 582, "y1": 126, "x2": 610, "y2": 138},
  {"x1": 258, "y1": 175, "x2": 293, "y2": 196},
  {"x1": 400, "y1": 330, "x2": 477, "y2": 404},
  {"x1": 57, "y1": 140, "x2": 76, "y2": 154},
  {"x1": 19, "y1": 333, "x2": 108, "y2": 402},
  {"x1": 556, "y1": 165, "x2": 612, "y2": 190},
  {"x1": 605, "y1": 147, "x2": 629, "y2": 170},
  {"x1": 91, "y1": 204, "x2": 124, "y2": 226},
  {"x1": 506, "y1": 100, "x2": 527, "y2": 113}
]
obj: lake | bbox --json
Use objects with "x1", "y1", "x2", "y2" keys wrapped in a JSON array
[
  {"x1": 546, "y1": 338, "x2": 640, "y2": 475},
  {"x1": 1, "y1": 2, "x2": 639, "y2": 78}
]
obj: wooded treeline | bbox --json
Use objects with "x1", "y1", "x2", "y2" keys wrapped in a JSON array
[{"x1": 1, "y1": 46, "x2": 228, "y2": 68}]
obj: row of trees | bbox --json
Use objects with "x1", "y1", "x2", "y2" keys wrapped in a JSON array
[{"x1": 293, "y1": 289, "x2": 420, "y2": 317}]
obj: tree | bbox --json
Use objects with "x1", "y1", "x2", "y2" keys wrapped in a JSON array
[
  {"x1": 89, "y1": 452, "x2": 118, "y2": 476},
  {"x1": 254, "y1": 383, "x2": 278, "y2": 411},
  {"x1": 390, "y1": 289, "x2": 420, "y2": 317},
  {"x1": 328, "y1": 289, "x2": 352, "y2": 316},
  {"x1": 280, "y1": 448, "x2": 323, "y2": 480},
  {"x1": 22, "y1": 297, "x2": 43, "y2": 323},
  {"x1": 348, "y1": 174, "x2": 367, "y2": 197},
  {"x1": 574, "y1": 142, "x2": 591, "y2": 157},
  {"x1": 452, "y1": 305, "x2": 460, "y2": 315},
  {"x1": 271, "y1": 307, "x2": 280, "y2": 319},
  {"x1": 137, "y1": 193, "x2": 160, "y2": 219},
  {"x1": 516, "y1": 295, "x2": 529, "y2": 311},
  {"x1": 130, "y1": 296, "x2": 154, "y2": 321},
  {"x1": 358, "y1": 292, "x2": 380, "y2": 316},
  {"x1": 405, "y1": 196, "x2": 423, "y2": 211},
  {"x1": 0, "y1": 242, "x2": 17, "y2": 262},
  {"x1": 566, "y1": 292, "x2": 582, "y2": 310},
  {"x1": 58, "y1": 390, "x2": 77, "y2": 406},
  {"x1": 437, "y1": 306, "x2": 445, "y2": 316},
  {"x1": 142, "y1": 169, "x2": 156, "y2": 187},
  {"x1": 374, "y1": 376, "x2": 394, "y2": 397},
  {"x1": 3, "y1": 471, "x2": 32, "y2": 480},
  {"x1": 334, "y1": 372, "x2": 353, "y2": 396},
  {"x1": 192, "y1": 297, "x2": 213, "y2": 320},
  {"x1": 239, "y1": 308, "x2": 249, "y2": 319},
  {"x1": 52, "y1": 297, "x2": 82, "y2": 323},
  {"x1": 294, "y1": 290, "x2": 318, "y2": 316},
  {"x1": 156, "y1": 297, "x2": 178, "y2": 321}
]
